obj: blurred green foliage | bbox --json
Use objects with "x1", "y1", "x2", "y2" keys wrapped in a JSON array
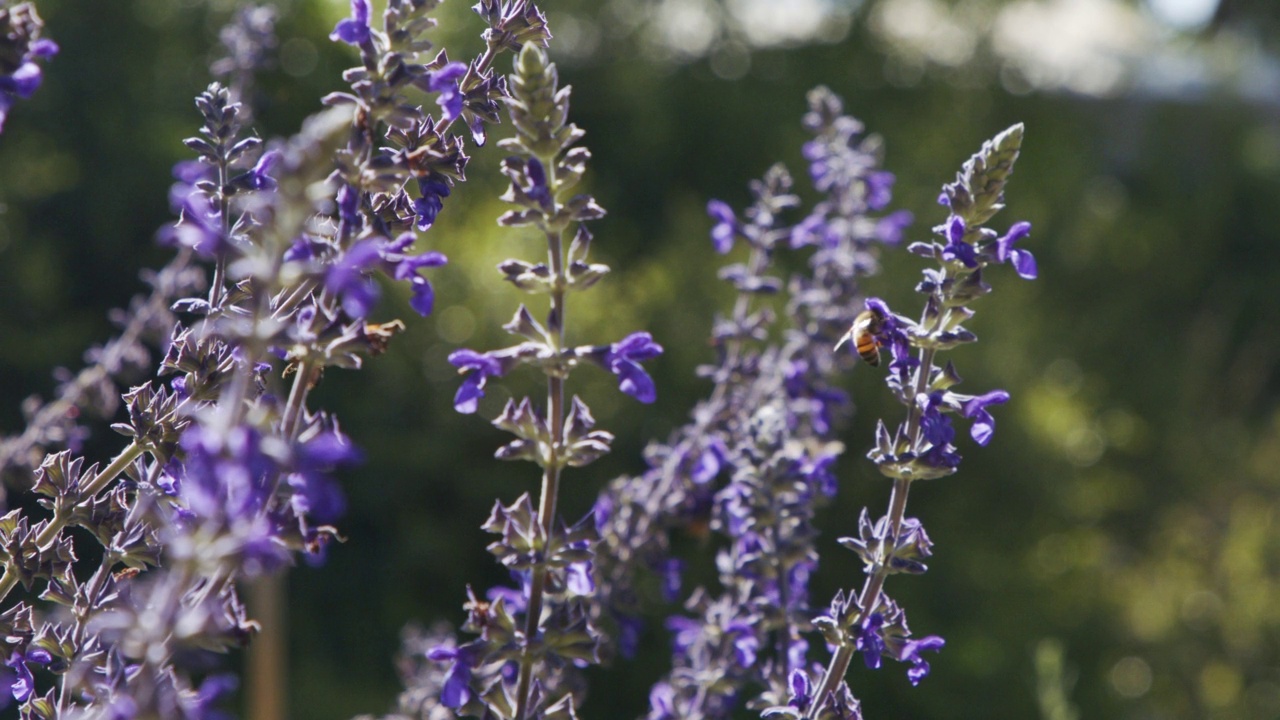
[{"x1": 2, "y1": 1, "x2": 1280, "y2": 719}]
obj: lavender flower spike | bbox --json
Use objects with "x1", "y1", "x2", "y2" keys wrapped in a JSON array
[
  {"x1": 434, "y1": 40, "x2": 635, "y2": 719},
  {"x1": 809, "y1": 123, "x2": 1033, "y2": 718}
]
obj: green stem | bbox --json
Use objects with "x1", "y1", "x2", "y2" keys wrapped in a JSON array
[
  {"x1": 0, "y1": 441, "x2": 145, "y2": 604},
  {"x1": 515, "y1": 155, "x2": 567, "y2": 720},
  {"x1": 807, "y1": 286, "x2": 950, "y2": 717},
  {"x1": 281, "y1": 359, "x2": 318, "y2": 441},
  {"x1": 806, "y1": 477, "x2": 910, "y2": 717}
]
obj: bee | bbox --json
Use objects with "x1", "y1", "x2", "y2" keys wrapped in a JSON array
[{"x1": 836, "y1": 307, "x2": 886, "y2": 366}]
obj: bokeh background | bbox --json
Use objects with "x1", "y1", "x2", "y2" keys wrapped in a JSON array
[{"x1": 2, "y1": 0, "x2": 1280, "y2": 718}]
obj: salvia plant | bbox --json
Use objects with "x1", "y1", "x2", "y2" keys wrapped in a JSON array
[{"x1": 0, "y1": 1, "x2": 1035, "y2": 719}]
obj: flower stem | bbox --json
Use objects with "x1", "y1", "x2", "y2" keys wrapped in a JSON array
[
  {"x1": 514, "y1": 155, "x2": 567, "y2": 720},
  {"x1": 281, "y1": 358, "x2": 319, "y2": 440},
  {"x1": 0, "y1": 441, "x2": 145, "y2": 604},
  {"x1": 806, "y1": 279, "x2": 954, "y2": 716},
  {"x1": 805, "y1": 477, "x2": 911, "y2": 718}
]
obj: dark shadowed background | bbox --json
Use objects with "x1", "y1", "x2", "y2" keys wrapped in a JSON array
[{"x1": 2, "y1": 0, "x2": 1280, "y2": 718}]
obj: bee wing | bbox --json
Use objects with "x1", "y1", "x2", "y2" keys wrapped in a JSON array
[{"x1": 834, "y1": 326, "x2": 855, "y2": 351}]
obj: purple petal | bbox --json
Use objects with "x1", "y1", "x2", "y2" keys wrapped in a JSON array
[
  {"x1": 426, "y1": 645, "x2": 458, "y2": 662},
  {"x1": 566, "y1": 561, "x2": 594, "y2": 595},
  {"x1": 865, "y1": 170, "x2": 895, "y2": 210},
  {"x1": 448, "y1": 349, "x2": 503, "y2": 375},
  {"x1": 875, "y1": 210, "x2": 913, "y2": 245},
  {"x1": 12, "y1": 62, "x2": 42, "y2": 99},
  {"x1": 1011, "y1": 248, "x2": 1037, "y2": 279},
  {"x1": 30, "y1": 39, "x2": 59, "y2": 58},
  {"x1": 945, "y1": 215, "x2": 966, "y2": 244},
  {"x1": 394, "y1": 250, "x2": 448, "y2": 279},
  {"x1": 440, "y1": 662, "x2": 471, "y2": 708},
  {"x1": 408, "y1": 277, "x2": 435, "y2": 317},
  {"x1": 614, "y1": 360, "x2": 655, "y2": 403},
  {"x1": 612, "y1": 331, "x2": 663, "y2": 361},
  {"x1": 997, "y1": 221, "x2": 1032, "y2": 259},
  {"x1": 452, "y1": 374, "x2": 485, "y2": 414},
  {"x1": 706, "y1": 199, "x2": 734, "y2": 224},
  {"x1": 330, "y1": 0, "x2": 371, "y2": 45}
]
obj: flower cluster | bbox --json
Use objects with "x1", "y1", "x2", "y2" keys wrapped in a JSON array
[
  {"x1": 0, "y1": 4, "x2": 275, "y2": 487},
  {"x1": 0, "y1": 3, "x2": 1037, "y2": 719},
  {"x1": 0, "y1": 1, "x2": 526, "y2": 714},
  {"x1": 783, "y1": 124, "x2": 1032, "y2": 719},
  {"x1": 589, "y1": 87, "x2": 906, "y2": 720},
  {"x1": 430, "y1": 41, "x2": 662, "y2": 720},
  {"x1": 0, "y1": 1, "x2": 57, "y2": 134},
  {"x1": 0, "y1": 74, "x2": 323, "y2": 717}
]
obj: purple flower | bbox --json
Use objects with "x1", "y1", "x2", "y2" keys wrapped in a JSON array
[
  {"x1": 919, "y1": 393, "x2": 955, "y2": 448},
  {"x1": 427, "y1": 643, "x2": 476, "y2": 708},
  {"x1": 172, "y1": 158, "x2": 214, "y2": 185},
  {"x1": 917, "y1": 392, "x2": 961, "y2": 470},
  {"x1": 787, "y1": 669, "x2": 813, "y2": 711},
  {"x1": 789, "y1": 213, "x2": 830, "y2": 249},
  {"x1": 666, "y1": 616, "x2": 701, "y2": 658},
  {"x1": 159, "y1": 193, "x2": 228, "y2": 259},
  {"x1": 427, "y1": 62, "x2": 468, "y2": 122},
  {"x1": 801, "y1": 452, "x2": 839, "y2": 498},
  {"x1": 727, "y1": 620, "x2": 759, "y2": 667},
  {"x1": 788, "y1": 632, "x2": 810, "y2": 673},
  {"x1": 604, "y1": 332, "x2": 663, "y2": 403},
  {"x1": 649, "y1": 682, "x2": 677, "y2": 720},
  {"x1": 691, "y1": 438, "x2": 726, "y2": 484},
  {"x1": 30, "y1": 39, "x2": 59, "y2": 59},
  {"x1": 707, "y1": 199, "x2": 737, "y2": 254},
  {"x1": 6, "y1": 652, "x2": 35, "y2": 703},
  {"x1": 288, "y1": 431, "x2": 362, "y2": 523},
  {"x1": 566, "y1": 559, "x2": 595, "y2": 595},
  {"x1": 239, "y1": 149, "x2": 280, "y2": 191},
  {"x1": 659, "y1": 558, "x2": 683, "y2": 602},
  {"x1": 940, "y1": 215, "x2": 977, "y2": 268},
  {"x1": 887, "y1": 516, "x2": 934, "y2": 574},
  {"x1": 0, "y1": 62, "x2": 42, "y2": 99},
  {"x1": 330, "y1": 0, "x2": 371, "y2": 46},
  {"x1": 718, "y1": 481, "x2": 752, "y2": 537},
  {"x1": 323, "y1": 234, "x2": 446, "y2": 318},
  {"x1": 325, "y1": 240, "x2": 382, "y2": 317},
  {"x1": 962, "y1": 389, "x2": 1010, "y2": 446},
  {"x1": 384, "y1": 232, "x2": 448, "y2": 316},
  {"x1": 863, "y1": 297, "x2": 908, "y2": 354},
  {"x1": 995, "y1": 221, "x2": 1036, "y2": 279},
  {"x1": 801, "y1": 139, "x2": 829, "y2": 187},
  {"x1": 157, "y1": 458, "x2": 184, "y2": 496},
  {"x1": 899, "y1": 635, "x2": 945, "y2": 685},
  {"x1": 179, "y1": 425, "x2": 279, "y2": 525},
  {"x1": 525, "y1": 157, "x2": 552, "y2": 209},
  {"x1": 336, "y1": 183, "x2": 361, "y2": 237},
  {"x1": 448, "y1": 349, "x2": 507, "y2": 414},
  {"x1": 414, "y1": 176, "x2": 451, "y2": 230},
  {"x1": 592, "y1": 494, "x2": 613, "y2": 533},
  {"x1": 0, "y1": 664, "x2": 13, "y2": 711},
  {"x1": 487, "y1": 584, "x2": 528, "y2": 614},
  {"x1": 865, "y1": 170, "x2": 895, "y2": 210},
  {"x1": 283, "y1": 234, "x2": 323, "y2": 263},
  {"x1": 855, "y1": 612, "x2": 885, "y2": 669},
  {"x1": 875, "y1": 210, "x2": 913, "y2": 245}
]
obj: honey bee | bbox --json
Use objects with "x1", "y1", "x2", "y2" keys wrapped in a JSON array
[{"x1": 836, "y1": 307, "x2": 886, "y2": 366}]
